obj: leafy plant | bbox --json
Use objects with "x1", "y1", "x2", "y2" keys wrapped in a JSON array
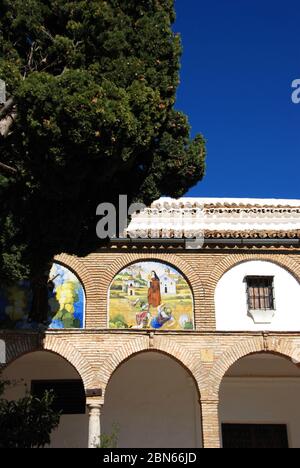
[
  {"x1": 97, "y1": 423, "x2": 120, "y2": 449},
  {"x1": 0, "y1": 377, "x2": 60, "y2": 448}
]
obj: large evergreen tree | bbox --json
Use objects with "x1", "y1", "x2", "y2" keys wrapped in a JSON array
[{"x1": 0, "y1": 0, "x2": 206, "y2": 321}]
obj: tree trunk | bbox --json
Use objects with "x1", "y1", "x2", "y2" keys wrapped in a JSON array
[
  {"x1": 28, "y1": 265, "x2": 52, "y2": 324},
  {"x1": 0, "y1": 97, "x2": 14, "y2": 118},
  {"x1": 0, "y1": 162, "x2": 17, "y2": 174}
]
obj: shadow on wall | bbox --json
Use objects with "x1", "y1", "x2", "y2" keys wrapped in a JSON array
[
  {"x1": 2, "y1": 351, "x2": 89, "y2": 448},
  {"x1": 0, "y1": 263, "x2": 85, "y2": 331}
]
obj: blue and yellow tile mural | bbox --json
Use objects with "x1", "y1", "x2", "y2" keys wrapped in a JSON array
[
  {"x1": 0, "y1": 263, "x2": 84, "y2": 330},
  {"x1": 109, "y1": 261, "x2": 194, "y2": 330}
]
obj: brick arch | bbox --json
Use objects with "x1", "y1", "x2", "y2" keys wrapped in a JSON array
[
  {"x1": 100, "y1": 336, "x2": 206, "y2": 399},
  {"x1": 3, "y1": 336, "x2": 95, "y2": 391},
  {"x1": 54, "y1": 254, "x2": 98, "y2": 328},
  {"x1": 210, "y1": 254, "x2": 300, "y2": 286},
  {"x1": 43, "y1": 335, "x2": 95, "y2": 390},
  {"x1": 206, "y1": 336, "x2": 300, "y2": 400},
  {"x1": 5, "y1": 334, "x2": 40, "y2": 365},
  {"x1": 54, "y1": 254, "x2": 91, "y2": 293},
  {"x1": 100, "y1": 252, "x2": 205, "y2": 329},
  {"x1": 206, "y1": 254, "x2": 300, "y2": 331}
]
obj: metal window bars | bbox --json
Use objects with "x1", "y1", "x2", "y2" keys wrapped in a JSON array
[{"x1": 245, "y1": 276, "x2": 275, "y2": 310}]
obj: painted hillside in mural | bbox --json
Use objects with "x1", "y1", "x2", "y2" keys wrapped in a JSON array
[
  {"x1": 0, "y1": 263, "x2": 84, "y2": 330},
  {"x1": 109, "y1": 262, "x2": 194, "y2": 330}
]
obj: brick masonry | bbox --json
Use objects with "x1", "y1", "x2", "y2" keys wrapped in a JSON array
[{"x1": 1, "y1": 247, "x2": 300, "y2": 448}]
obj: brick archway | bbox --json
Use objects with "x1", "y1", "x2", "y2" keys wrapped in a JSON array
[
  {"x1": 55, "y1": 254, "x2": 97, "y2": 327},
  {"x1": 4, "y1": 334, "x2": 40, "y2": 366},
  {"x1": 43, "y1": 335, "x2": 95, "y2": 390},
  {"x1": 54, "y1": 254, "x2": 91, "y2": 293},
  {"x1": 210, "y1": 254, "x2": 300, "y2": 286},
  {"x1": 206, "y1": 254, "x2": 300, "y2": 331},
  {"x1": 99, "y1": 252, "x2": 205, "y2": 329},
  {"x1": 207, "y1": 336, "x2": 300, "y2": 399},
  {"x1": 3, "y1": 336, "x2": 95, "y2": 391},
  {"x1": 100, "y1": 336, "x2": 205, "y2": 399}
]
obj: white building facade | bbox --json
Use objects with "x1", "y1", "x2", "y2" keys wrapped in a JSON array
[{"x1": 1, "y1": 197, "x2": 300, "y2": 448}]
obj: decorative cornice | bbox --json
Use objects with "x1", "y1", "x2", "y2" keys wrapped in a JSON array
[{"x1": 204, "y1": 230, "x2": 300, "y2": 239}]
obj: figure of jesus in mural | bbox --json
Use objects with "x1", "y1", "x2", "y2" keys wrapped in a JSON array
[{"x1": 148, "y1": 271, "x2": 161, "y2": 308}]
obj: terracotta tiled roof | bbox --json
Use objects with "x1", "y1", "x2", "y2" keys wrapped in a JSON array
[{"x1": 126, "y1": 198, "x2": 300, "y2": 240}]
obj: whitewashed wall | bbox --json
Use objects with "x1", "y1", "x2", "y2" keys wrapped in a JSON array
[
  {"x1": 220, "y1": 355, "x2": 300, "y2": 448},
  {"x1": 2, "y1": 352, "x2": 89, "y2": 448},
  {"x1": 220, "y1": 379, "x2": 300, "y2": 448},
  {"x1": 102, "y1": 352, "x2": 202, "y2": 448},
  {"x1": 215, "y1": 260, "x2": 300, "y2": 331},
  {"x1": 219, "y1": 353, "x2": 300, "y2": 448}
]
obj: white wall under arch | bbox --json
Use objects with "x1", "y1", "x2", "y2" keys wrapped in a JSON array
[
  {"x1": 215, "y1": 260, "x2": 300, "y2": 331},
  {"x1": 2, "y1": 351, "x2": 89, "y2": 448},
  {"x1": 102, "y1": 352, "x2": 202, "y2": 448},
  {"x1": 219, "y1": 354, "x2": 300, "y2": 448}
]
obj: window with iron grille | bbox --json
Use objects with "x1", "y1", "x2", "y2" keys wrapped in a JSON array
[
  {"x1": 245, "y1": 276, "x2": 275, "y2": 310},
  {"x1": 31, "y1": 380, "x2": 86, "y2": 415}
]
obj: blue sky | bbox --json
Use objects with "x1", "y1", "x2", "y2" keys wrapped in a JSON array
[{"x1": 175, "y1": 0, "x2": 300, "y2": 199}]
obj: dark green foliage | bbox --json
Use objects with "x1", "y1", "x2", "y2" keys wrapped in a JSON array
[
  {"x1": 0, "y1": 174, "x2": 29, "y2": 283},
  {"x1": 0, "y1": 380, "x2": 60, "y2": 448},
  {"x1": 0, "y1": 1, "x2": 206, "y2": 301},
  {"x1": 98, "y1": 423, "x2": 120, "y2": 448}
]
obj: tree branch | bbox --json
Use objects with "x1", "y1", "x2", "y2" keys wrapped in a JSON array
[
  {"x1": 0, "y1": 113, "x2": 17, "y2": 138},
  {"x1": 0, "y1": 97, "x2": 15, "y2": 119},
  {"x1": 0, "y1": 161, "x2": 17, "y2": 174},
  {"x1": 26, "y1": 41, "x2": 36, "y2": 75}
]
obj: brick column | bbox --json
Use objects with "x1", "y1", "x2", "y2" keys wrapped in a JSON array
[
  {"x1": 201, "y1": 399, "x2": 221, "y2": 449},
  {"x1": 87, "y1": 399, "x2": 103, "y2": 448}
]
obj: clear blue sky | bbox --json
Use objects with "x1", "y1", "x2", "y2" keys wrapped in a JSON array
[{"x1": 175, "y1": 0, "x2": 300, "y2": 199}]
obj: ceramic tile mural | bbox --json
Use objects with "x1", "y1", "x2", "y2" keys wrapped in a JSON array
[
  {"x1": 109, "y1": 261, "x2": 194, "y2": 330},
  {"x1": 0, "y1": 263, "x2": 84, "y2": 330}
]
